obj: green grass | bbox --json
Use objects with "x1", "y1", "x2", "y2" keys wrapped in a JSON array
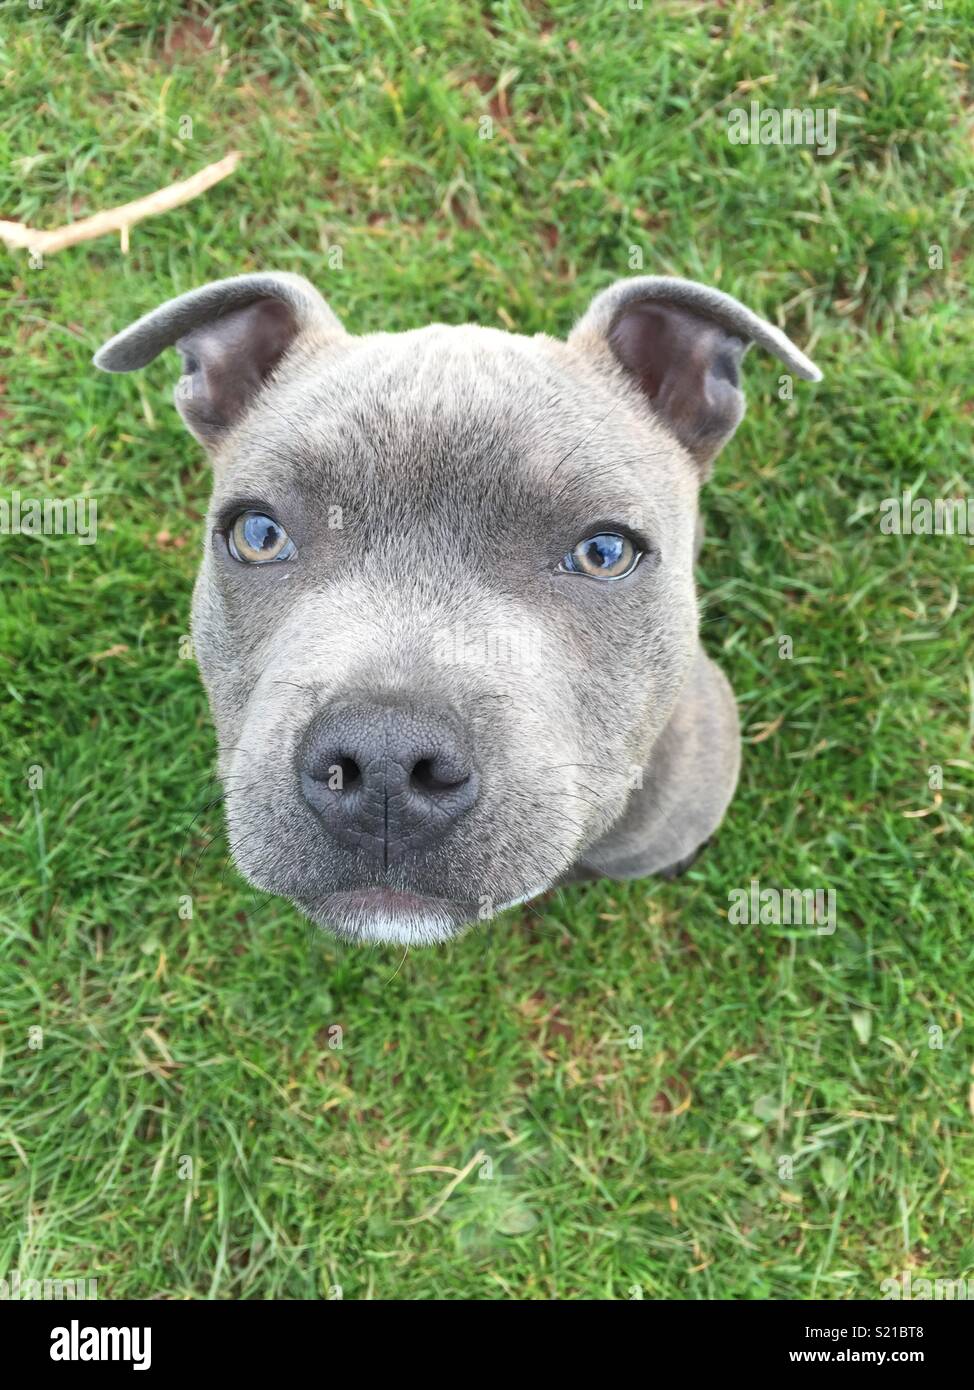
[{"x1": 2, "y1": 0, "x2": 973, "y2": 1300}]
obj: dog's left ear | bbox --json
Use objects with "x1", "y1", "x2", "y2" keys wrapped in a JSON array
[
  {"x1": 94, "y1": 272, "x2": 345, "y2": 447},
  {"x1": 568, "y1": 276, "x2": 821, "y2": 476}
]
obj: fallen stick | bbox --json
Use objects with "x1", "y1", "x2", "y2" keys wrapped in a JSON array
[{"x1": 0, "y1": 150, "x2": 242, "y2": 256}]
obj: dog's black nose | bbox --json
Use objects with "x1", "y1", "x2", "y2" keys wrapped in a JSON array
[{"x1": 298, "y1": 701, "x2": 479, "y2": 866}]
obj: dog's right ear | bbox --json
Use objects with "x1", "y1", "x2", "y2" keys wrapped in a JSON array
[
  {"x1": 568, "y1": 276, "x2": 821, "y2": 477},
  {"x1": 93, "y1": 273, "x2": 345, "y2": 447}
]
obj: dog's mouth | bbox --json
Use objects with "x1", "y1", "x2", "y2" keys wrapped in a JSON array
[{"x1": 296, "y1": 883, "x2": 549, "y2": 945}]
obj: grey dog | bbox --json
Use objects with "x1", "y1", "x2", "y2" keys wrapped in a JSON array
[{"x1": 95, "y1": 272, "x2": 820, "y2": 945}]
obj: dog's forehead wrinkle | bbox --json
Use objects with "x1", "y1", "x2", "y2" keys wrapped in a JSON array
[
  {"x1": 219, "y1": 352, "x2": 688, "y2": 542},
  {"x1": 225, "y1": 322, "x2": 638, "y2": 485}
]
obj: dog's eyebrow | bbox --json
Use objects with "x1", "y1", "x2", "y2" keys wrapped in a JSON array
[
  {"x1": 540, "y1": 470, "x2": 657, "y2": 539},
  {"x1": 541, "y1": 441, "x2": 672, "y2": 523},
  {"x1": 541, "y1": 399, "x2": 677, "y2": 515},
  {"x1": 544, "y1": 399, "x2": 623, "y2": 491}
]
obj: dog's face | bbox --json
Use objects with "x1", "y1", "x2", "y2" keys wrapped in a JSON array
[
  {"x1": 96, "y1": 273, "x2": 819, "y2": 943},
  {"x1": 193, "y1": 325, "x2": 700, "y2": 943}
]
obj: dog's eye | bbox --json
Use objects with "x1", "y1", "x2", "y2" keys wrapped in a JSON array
[
  {"x1": 227, "y1": 511, "x2": 296, "y2": 564},
  {"x1": 560, "y1": 532, "x2": 641, "y2": 580}
]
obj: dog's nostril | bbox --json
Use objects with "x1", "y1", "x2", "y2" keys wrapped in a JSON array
[
  {"x1": 306, "y1": 754, "x2": 362, "y2": 790},
  {"x1": 333, "y1": 756, "x2": 361, "y2": 791},
  {"x1": 410, "y1": 757, "x2": 468, "y2": 795}
]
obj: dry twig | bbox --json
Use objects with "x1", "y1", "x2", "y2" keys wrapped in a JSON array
[{"x1": 0, "y1": 151, "x2": 242, "y2": 256}]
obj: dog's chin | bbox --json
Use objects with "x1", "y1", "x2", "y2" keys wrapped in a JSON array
[{"x1": 292, "y1": 885, "x2": 550, "y2": 946}]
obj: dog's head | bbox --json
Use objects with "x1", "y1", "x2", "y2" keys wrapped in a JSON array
[{"x1": 95, "y1": 272, "x2": 819, "y2": 944}]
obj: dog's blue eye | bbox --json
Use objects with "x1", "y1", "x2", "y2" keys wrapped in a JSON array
[
  {"x1": 228, "y1": 511, "x2": 296, "y2": 564},
  {"x1": 561, "y1": 532, "x2": 640, "y2": 579}
]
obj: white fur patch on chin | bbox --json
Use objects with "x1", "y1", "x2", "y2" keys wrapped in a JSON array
[
  {"x1": 354, "y1": 912, "x2": 460, "y2": 946},
  {"x1": 325, "y1": 883, "x2": 554, "y2": 946}
]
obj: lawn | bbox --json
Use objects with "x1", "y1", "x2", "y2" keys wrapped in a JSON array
[{"x1": 1, "y1": 0, "x2": 972, "y2": 1300}]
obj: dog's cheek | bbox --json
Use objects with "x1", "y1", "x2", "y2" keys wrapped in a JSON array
[
  {"x1": 190, "y1": 556, "x2": 273, "y2": 769},
  {"x1": 555, "y1": 570, "x2": 698, "y2": 810}
]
